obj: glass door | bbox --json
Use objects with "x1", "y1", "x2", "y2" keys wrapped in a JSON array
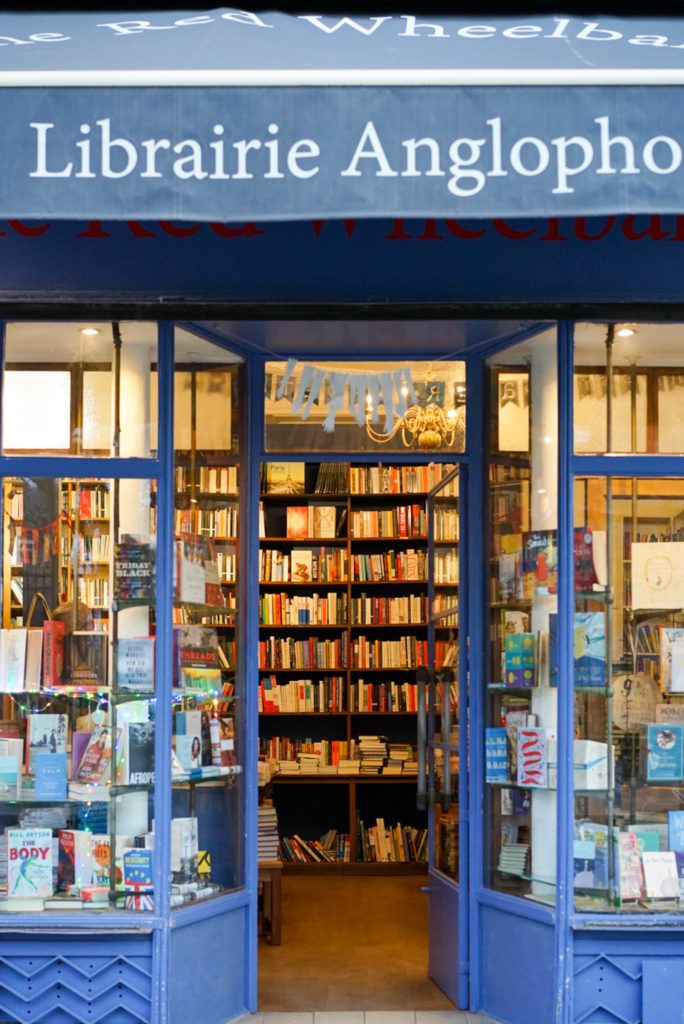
[{"x1": 422, "y1": 465, "x2": 465, "y2": 1006}]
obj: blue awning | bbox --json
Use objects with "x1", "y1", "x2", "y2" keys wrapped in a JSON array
[{"x1": 2, "y1": 10, "x2": 684, "y2": 221}]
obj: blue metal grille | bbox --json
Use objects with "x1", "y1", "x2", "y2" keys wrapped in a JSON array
[{"x1": 0, "y1": 937, "x2": 152, "y2": 1024}]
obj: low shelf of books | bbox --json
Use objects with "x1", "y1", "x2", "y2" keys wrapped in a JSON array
[{"x1": 258, "y1": 460, "x2": 456, "y2": 873}]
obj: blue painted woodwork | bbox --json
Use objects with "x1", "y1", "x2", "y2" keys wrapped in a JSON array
[
  {"x1": 169, "y1": 909, "x2": 247, "y2": 1024},
  {"x1": 480, "y1": 902, "x2": 556, "y2": 1024},
  {"x1": 0, "y1": 934, "x2": 153, "y2": 1024},
  {"x1": 428, "y1": 869, "x2": 461, "y2": 1006}
]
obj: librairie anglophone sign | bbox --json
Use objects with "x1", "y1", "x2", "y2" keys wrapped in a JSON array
[{"x1": 1, "y1": 11, "x2": 684, "y2": 220}]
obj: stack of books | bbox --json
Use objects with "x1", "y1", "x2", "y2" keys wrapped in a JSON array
[
  {"x1": 298, "y1": 752, "x2": 321, "y2": 775},
  {"x1": 358, "y1": 735, "x2": 388, "y2": 774},
  {"x1": 278, "y1": 760, "x2": 300, "y2": 774},
  {"x1": 257, "y1": 803, "x2": 280, "y2": 861},
  {"x1": 337, "y1": 758, "x2": 360, "y2": 775},
  {"x1": 497, "y1": 842, "x2": 530, "y2": 877},
  {"x1": 384, "y1": 742, "x2": 413, "y2": 774}
]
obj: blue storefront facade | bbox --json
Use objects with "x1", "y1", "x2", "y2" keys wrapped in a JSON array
[{"x1": 0, "y1": 10, "x2": 683, "y2": 1024}]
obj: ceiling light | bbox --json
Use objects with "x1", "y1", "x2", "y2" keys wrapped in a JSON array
[
  {"x1": 80, "y1": 327, "x2": 100, "y2": 336},
  {"x1": 616, "y1": 324, "x2": 636, "y2": 337}
]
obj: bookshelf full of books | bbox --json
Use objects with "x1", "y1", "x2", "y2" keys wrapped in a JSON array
[{"x1": 259, "y1": 460, "x2": 459, "y2": 871}]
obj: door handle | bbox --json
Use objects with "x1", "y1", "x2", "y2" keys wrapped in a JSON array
[{"x1": 416, "y1": 666, "x2": 429, "y2": 811}]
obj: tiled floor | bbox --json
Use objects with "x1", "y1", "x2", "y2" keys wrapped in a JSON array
[{"x1": 235, "y1": 1014, "x2": 494, "y2": 1024}]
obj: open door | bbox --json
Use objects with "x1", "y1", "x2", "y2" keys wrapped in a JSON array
[{"x1": 419, "y1": 465, "x2": 468, "y2": 1008}]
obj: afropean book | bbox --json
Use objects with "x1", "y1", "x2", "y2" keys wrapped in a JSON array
[{"x1": 119, "y1": 721, "x2": 155, "y2": 786}]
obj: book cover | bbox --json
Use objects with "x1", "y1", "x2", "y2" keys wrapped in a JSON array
[
  {"x1": 113, "y1": 536, "x2": 155, "y2": 601},
  {"x1": 120, "y1": 722, "x2": 155, "y2": 786},
  {"x1": 174, "y1": 538, "x2": 206, "y2": 605},
  {"x1": 90, "y1": 834, "x2": 113, "y2": 887},
  {"x1": 656, "y1": 704, "x2": 684, "y2": 725},
  {"x1": 616, "y1": 832, "x2": 644, "y2": 902},
  {"x1": 66, "y1": 632, "x2": 107, "y2": 687},
  {"x1": 646, "y1": 724, "x2": 684, "y2": 782},
  {"x1": 171, "y1": 817, "x2": 198, "y2": 882},
  {"x1": 660, "y1": 628, "x2": 684, "y2": 693},
  {"x1": 24, "y1": 631, "x2": 43, "y2": 692},
  {"x1": 122, "y1": 847, "x2": 153, "y2": 891},
  {"x1": 57, "y1": 829, "x2": 92, "y2": 890},
  {"x1": 42, "y1": 620, "x2": 65, "y2": 687},
  {"x1": 573, "y1": 839, "x2": 596, "y2": 888},
  {"x1": 290, "y1": 549, "x2": 313, "y2": 584},
  {"x1": 670, "y1": 641, "x2": 684, "y2": 695},
  {"x1": 34, "y1": 753, "x2": 67, "y2": 800},
  {"x1": 174, "y1": 625, "x2": 221, "y2": 692},
  {"x1": 521, "y1": 530, "x2": 558, "y2": 598},
  {"x1": 265, "y1": 462, "x2": 305, "y2": 495},
  {"x1": 503, "y1": 611, "x2": 530, "y2": 635},
  {"x1": 517, "y1": 727, "x2": 547, "y2": 788},
  {"x1": 76, "y1": 725, "x2": 115, "y2": 785},
  {"x1": 504, "y1": 633, "x2": 535, "y2": 688},
  {"x1": 313, "y1": 506, "x2": 336, "y2": 539},
  {"x1": 632, "y1": 542, "x2": 684, "y2": 610},
  {"x1": 574, "y1": 528, "x2": 599, "y2": 592},
  {"x1": 0, "y1": 754, "x2": 19, "y2": 798},
  {"x1": 7, "y1": 828, "x2": 53, "y2": 899},
  {"x1": 27, "y1": 713, "x2": 67, "y2": 774},
  {"x1": 286, "y1": 506, "x2": 309, "y2": 539},
  {"x1": 0, "y1": 628, "x2": 27, "y2": 693},
  {"x1": 669, "y1": 810, "x2": 684, "y2": 852},
  {"x1": 117, "y1": 637, "x2": 155, "y2": 692},
  {"x1": 485, "y1": 728, "x2": 509, "y2": 783},
  {"x1": 176, "y1": 733, "x2": 202, "y2": 770},
  {"x1": 642, "y1": 851, "x2": 681, "y2": 899},
  {"x1": 574, "y1": 612, "x2": 606, "y2": 687}
]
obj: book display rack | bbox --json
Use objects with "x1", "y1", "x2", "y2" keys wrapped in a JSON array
[{"x1": 259, "y1": 460, "x2": 458, "y2": 872}]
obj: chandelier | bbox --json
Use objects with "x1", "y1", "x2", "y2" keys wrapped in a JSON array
[{"x1": 365, "y1": 392, "x2": 463, "y2": 450}]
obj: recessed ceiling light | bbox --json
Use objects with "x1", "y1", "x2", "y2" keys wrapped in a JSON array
[{"x1": 80, "y1": 327, "x2": 100, "y2": 336}]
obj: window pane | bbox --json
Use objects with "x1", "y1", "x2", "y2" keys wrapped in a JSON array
[
  {"x1": 171, "y1": 329, "x2": 243, "y2": 904},
  {"x1": 3, "y1": 322, "x2": 157, "y2": 457},
  {"x1": 0, "y1": 476, "x2": 156, "y2": 912},
  {"x1": 485, "y1": 327, "x2": 558, "y2": 906},
  {"x1": 574, "y1": 477, "x2": 684, "y2": 914},
  {"x1": 265, "y1": 359, "x2": 466, "y2": 453}
]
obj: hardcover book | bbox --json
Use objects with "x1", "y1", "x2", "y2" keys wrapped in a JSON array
[
  {"x1": 117, "y1": 637, "x2": 155, "y2": 693},
  {"x1": 645, "y1": 723, "x2": 684, "y2": 782},
  {"x1": 42, "y1": 620, "x2": 65, "y2": 688},
  {"x1": 66, "y1": 632, "x2": 107, "y2": 687},
  {"x1": 661, "y1": 628, "x2": 684, "y2": 693},
  {"x1": 286, "y1": 506, "x2": 309, "y2": 539},
  {"x1": 616, "y1": 832, "x2": 644, "y2": 902},
  {"x1": 119, "y1": 722, "x2": 155, "y2": 786},
  {"x1": 264, "y1": 462, "x2": 305, "y2": 495},
  {"x1": 174, "y1": 625, "x2": 221, "y2": 692},
  {"x1": 521, "y1": 530, "x2": 558, "y2": 599},
  {"x1": 27, "y1": 713, "x2": 67, "y2": 774},
  {"x1": 34, "y1": 753, "x2": 67, "y2": 800},
  {"x1": 113, "y1": 535, "x2": 155, "y2": 601},
  {"x1": 517, "y1": 727, "x2": 547, "y2": 788},
  {"x1": 573, "y1": 612, "x2": 606, "y2": 687},
  {"x1": 76, "y1": 725, "x2": 116, "y2": 785},
  {"x1": 0, "y1": 628, "x2": 27, "y2": 693},
  {"x1": 7, "y1": 828, "x2": 53, "y2": 899},
  {"x1": 642, "y1": 851, "x2": 681, "y2": 899},
  {"x1": 485, "y1": 728, "x2": 509, "y2": 783}
]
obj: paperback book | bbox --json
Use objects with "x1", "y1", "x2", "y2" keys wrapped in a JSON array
[
  {"x1": 645, "y1": 723, "x2": 684, "y2": 782},
  {"x1": 117, "y1": 637, "x2": 155, "y2": 693},
  {"x1": 113, "y1": 536, "x2": 155, "y2": 601},
  {"x1": 7, "y1": 828, "x2": 53, "y2": 899},
  {"x1": 521, "y1": 530, "x2": 558, "y2": 599},
  {"x1": 26, "y1": 714, "x2": 67, "y2": 774},
  {"x1": 34, "y1": 753, "x2": 67, "y2": 800},
  {"x1": 174, "y1": 625, "x2": 221, "y2": 693},
  {"x1": 642, "y1": 851, "x2": 681, "y2": 900},
  {"x1": 119, "y1": 722, "x2": 155, "y2": 786},
  {"x1": 76, "y1": 725, "x2": 116, "y2": 785},
  {"x1": 517, "y1": 727, "x2": 548, "y2": 788}
]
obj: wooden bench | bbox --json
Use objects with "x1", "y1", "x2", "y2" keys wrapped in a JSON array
[{"x1": 258, "y1": 860, "x2": 282, "y2": 945}]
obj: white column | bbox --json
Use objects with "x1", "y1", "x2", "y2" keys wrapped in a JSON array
[
  {"x1": 529, "y1": 342, "x2": 558, "y2": 893},
  {"x1": 113, "y1": 338, "x2": 153, "y2": 838}
]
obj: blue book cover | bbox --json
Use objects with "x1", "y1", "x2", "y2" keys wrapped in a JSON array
[
  {"x1": 34, "y1": 752, "x2": 67, "y2": 800},
  {"x1": 574, "y1": 612, "x2": 606, "y2": 687},
  {"x1": 504, "y1": 633, "x2": 535, "y2": 687},
  {"x1": 123, "y1": 847, "x2": 153, "y2": 891},
  {"x1": 485, "y1": 728, "x2": 509, "y2": 783},
  {"x1": 0, "y1": 755, "x2": 19, "y2": 798},
  {"x1": 647, "y1": 724, "x2": 684, "y2": 782},
  {"x1": 669, "y1": 810, "x2": 684, "y2": 852},
  {"x1": 573, "y1": 839, "x2": 596, "y2": 888}
]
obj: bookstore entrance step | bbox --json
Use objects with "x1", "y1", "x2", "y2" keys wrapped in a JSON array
[{"x1": 236, "y1": 1013, "x2": 494, "y2": 1024}]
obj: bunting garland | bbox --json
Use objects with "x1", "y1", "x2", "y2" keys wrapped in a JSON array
[
  {"x1": 6, "y1": 510, "x2": 72, "y2": 566},
  {"x1": 275, "y1": 359, "x2": 416, "y2": 433}
]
